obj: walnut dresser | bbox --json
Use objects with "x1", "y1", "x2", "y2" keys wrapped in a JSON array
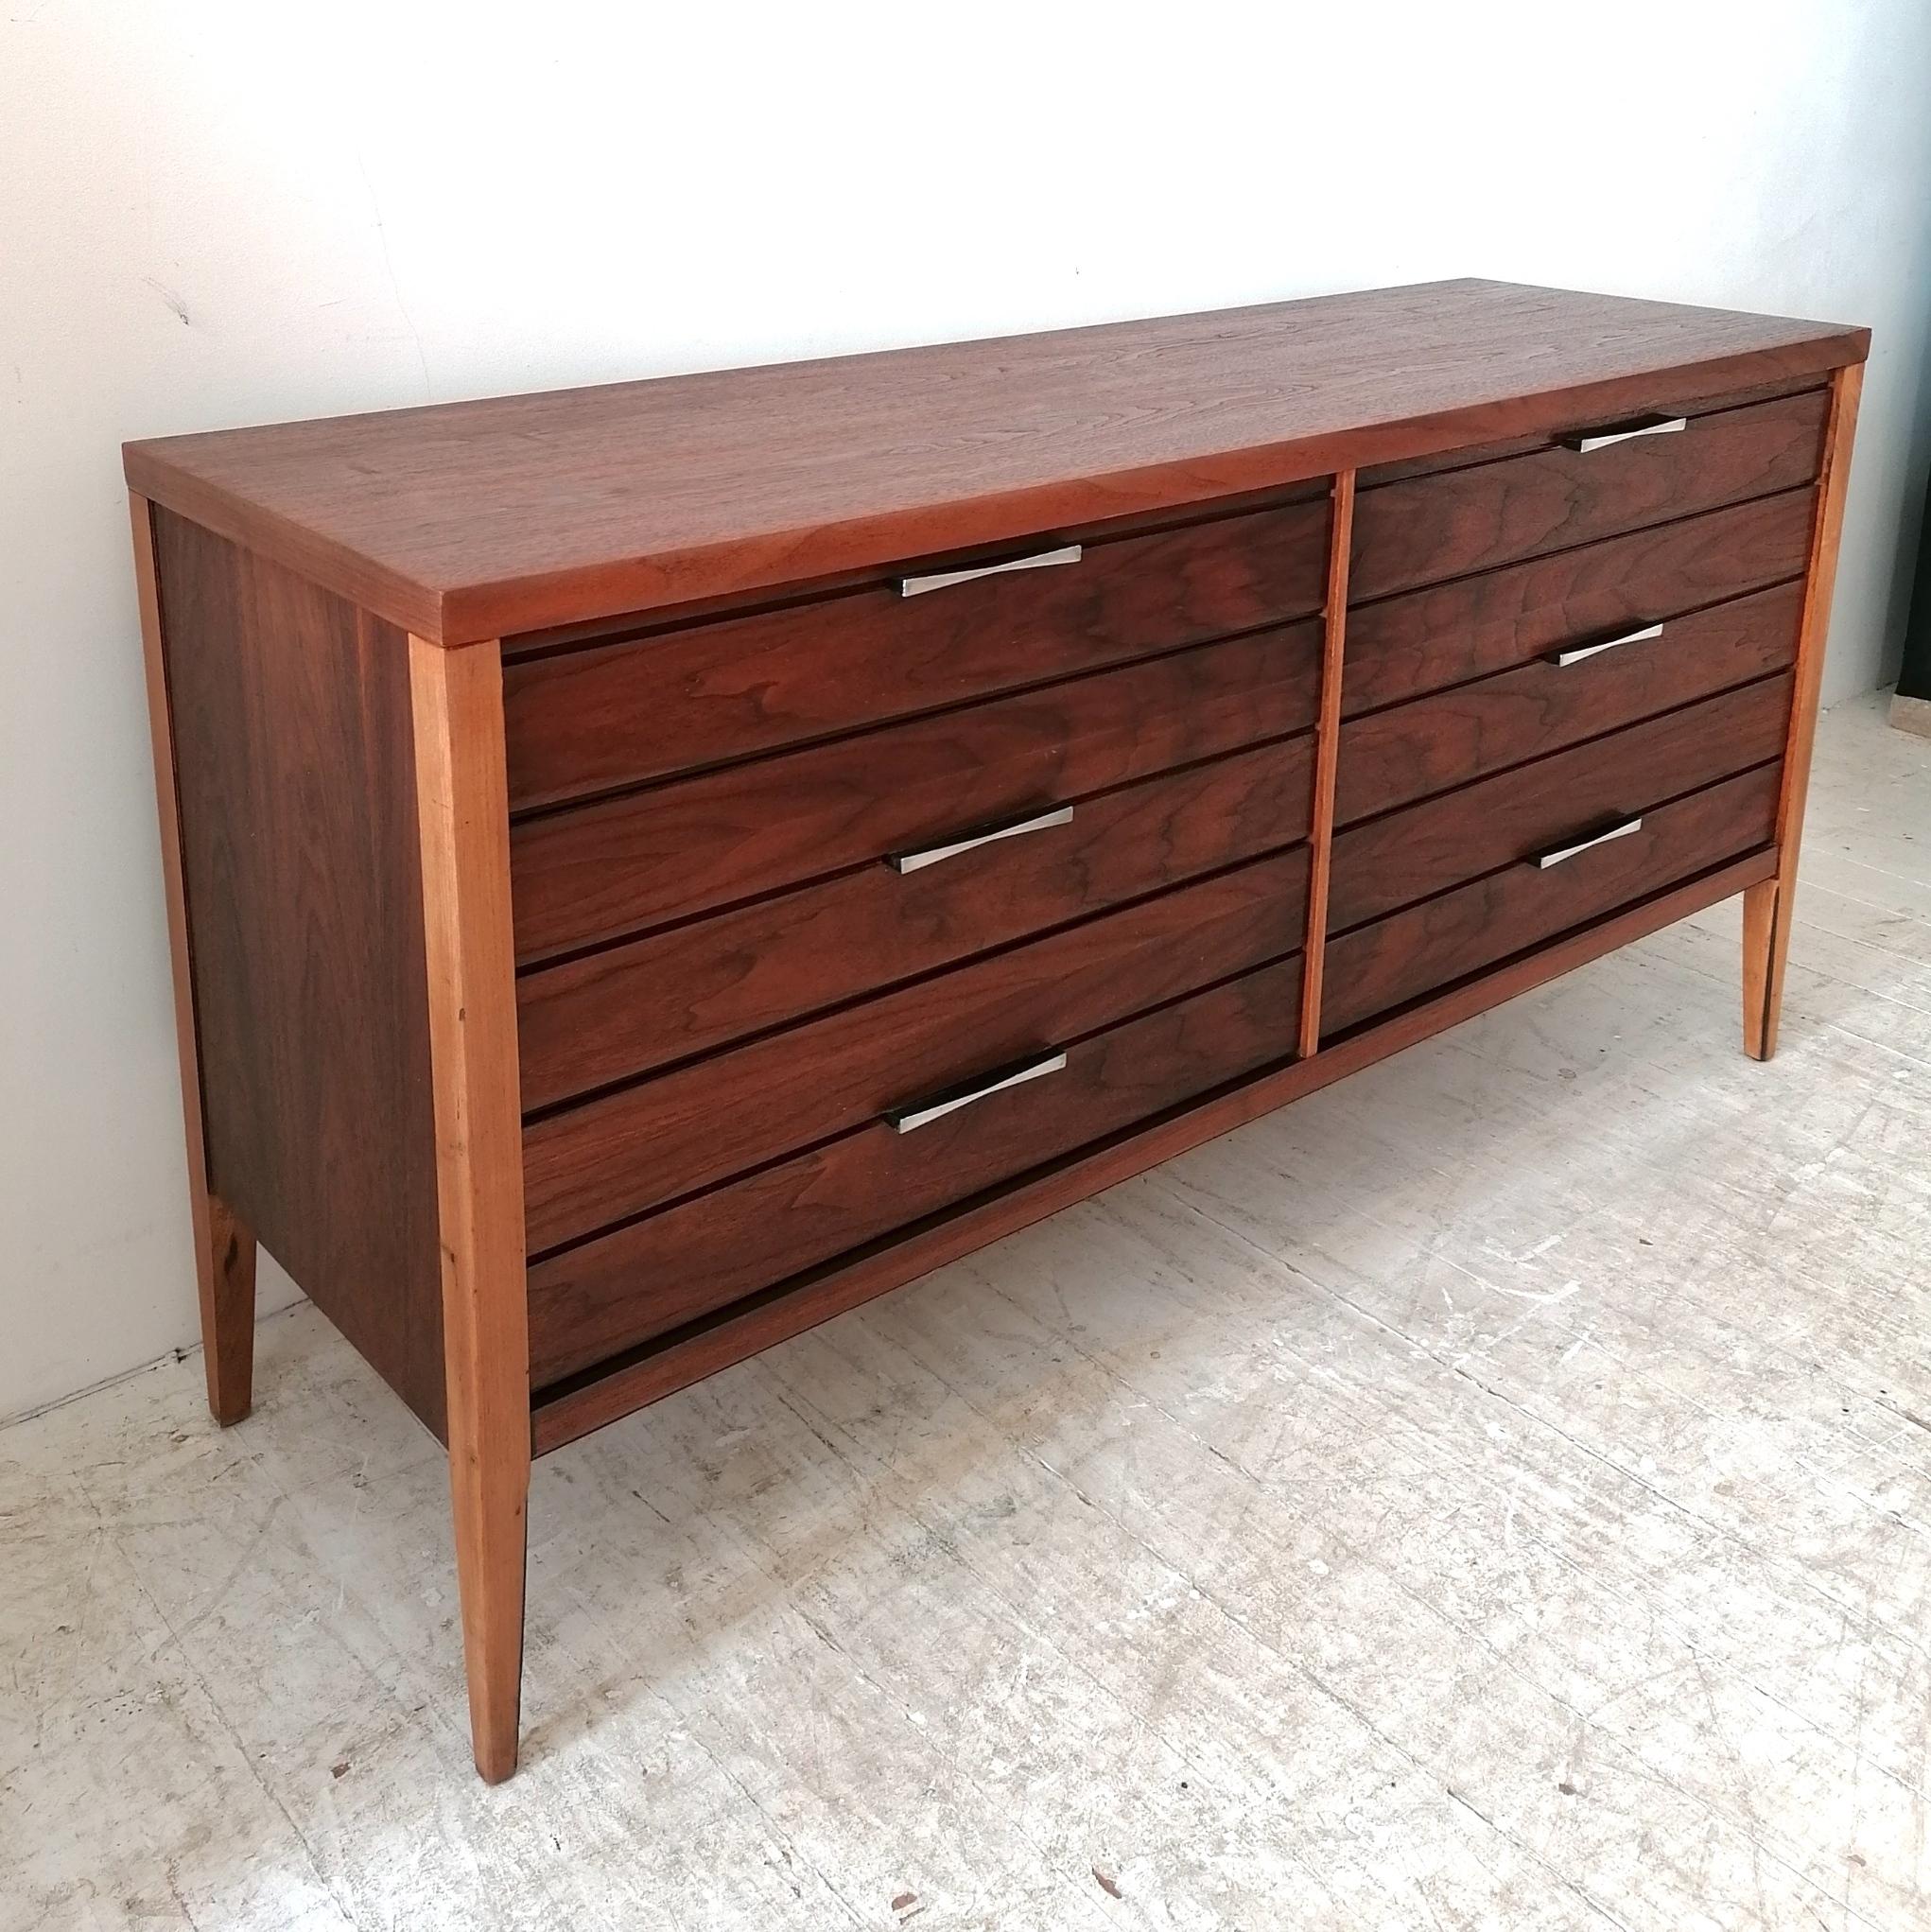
[{"x1": 125, "y1": 279, "x2": 1867, "y2": 1781}]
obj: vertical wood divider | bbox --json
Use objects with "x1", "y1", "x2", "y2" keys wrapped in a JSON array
[
  {"x1": 1297, "y1": 468, "x2": 1357, "y2": 1058},
  {"x1": 1741, "y1": 360, "x2": 1864, "y2": 1059},
  {"x1": 409, "y1": 634, "x2": 532, "y2": 1784},
  {"x1": 130, "y1": 491, "x2": 259, "y2": 1425}
]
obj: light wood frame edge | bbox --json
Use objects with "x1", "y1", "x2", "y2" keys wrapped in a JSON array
[
  {"x1": 407, "y1": 633, "x2": 532, "y2": 1785},
  {"x1": 130, "y1": 492, "x2": 259, "y2": 1426},
  {"x1": 1297, "y1": 468, "x2": 1356, "y2": 1056},
  {"x1": 1742, "y1": 359, "x2": 1865, "y2": 1057}
]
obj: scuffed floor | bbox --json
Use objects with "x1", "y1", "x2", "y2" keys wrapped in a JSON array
[{"x1": 4, "y1": 692, "x2": 1928, "y2": 1931}]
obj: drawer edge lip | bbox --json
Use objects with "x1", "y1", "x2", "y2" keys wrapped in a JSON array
[
  {"x1": 1351, "y1": 373, "x2": 1835, "y2": 496},
  {"x1": 1343, "y1": 479, "x2": 1820, "y2": 624},
  {"x1": 1326, "y1": 667, "x2": 1792, "y2": 864},
  {"x1": 512, "y1": 721, "x2": 1322, "y2": 985},
  {"x1": 522, "y1": 917, "x2": 1313, "y2": 1267},
  {"x1": 127, "y1": 338, "x2": 1868, "y2": 649},
  {"x1": 528, "y1": 844, "x2": 1777, "y2": 1457},
  {"x1": 1339, "y1": 552, "x2": 1812, "y2": 726},
  {"x1": 503, "y1": 615, "x2": 1328, "y2": 830},
  {"x1": 1331, "y1": 636, "x2": 1803, "y2": 838},
  {"x1": 517, "y1": 820, "x2": 1320, "y2": 1123},
  {"x1": 497, "y1": 479, "x2": 1335, "y2": 667}
]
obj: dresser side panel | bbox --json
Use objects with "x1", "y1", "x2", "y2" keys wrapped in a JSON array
[{"x1": 153, "y1": 509, "x2": 446, "y2": 1438}]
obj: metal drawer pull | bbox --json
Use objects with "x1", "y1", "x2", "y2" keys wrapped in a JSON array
[
  {"x1": 898, "y1": 544, "x2": 1082, "y2": 598},
  {"x1": 886, "y1": 1050, "x2": 1069, "y2": 1133},
  {"x1": 887, "y1": 804, "x2": 1074, "y2": 876},
  {"x1": 1533, "y1": 815, "x2": 1644, "y2": 870},
  {"x1": 1545, "y1": 620, "x2": 1664, "y2": 668},
  {"x1": 1560, "y1": 413, "x2": 1687, "y2": 454}
]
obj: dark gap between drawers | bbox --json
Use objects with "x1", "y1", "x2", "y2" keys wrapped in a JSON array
[
  {"x1": 1327, "y1": 667, "x2": 1794, "y2": 842},
  {"x1": 499, "y1": 477, "x2": 1331, "y2": 667},
  {"x1": 521, "y1": 937, "x2": 1308, "y2": 1269},
  {"x1": 518, "y1": 831, "x2": 1314, "y2": 1126},
  {"x1": 1323, "y1": 754, "x2": 1783, "y2": 944},
  {"x1": 506, "y1": 612, "x2": 1325, "y2": 827},
  {"x1": 512, "y1": 722, "x2": 1319, "y2": 980},
  {"x1": 1344, "y1": 483, "x2": 1819, "y2": 619},
  {"x1": 1352, "y1": 382, "x2": 1829, "y2": 496},
  {"x1": 526, "y1": 1028, "x2": 1315, "y2": 1414},
  {"x1": 1339, "y1": 570, "x2": 1810, "y2": 729},
  {"x1": 1318, "y1": 844, "x2": 1779, "y2": 1050}
]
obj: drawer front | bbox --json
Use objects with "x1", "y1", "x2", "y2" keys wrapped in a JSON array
[
  {"x1": 1334, "y1": 579, "x2": 1804, "y2": 825},
  {"x1": 517, "y1": 735, "x2": 1316, "y2": 1112},
  {"x1": 527, "y1": 954, "x2": 1305, "y2": 1387},
  {"x1": 511, "y1": 621, "x2": 1322, "y2": 963},
  {"x1": 1323, "y1": 764, "x2": 1782, "y2": 1034},
  {"x1": 1348, "y1": 388, "x2": 1829, "y2": 603},
  {"x1": 503, "y1": 496, "x2": 1331, "y2": 809},
  {"x1": 1343, "y1": 488, "x2": 1815, "y2": 717},
  {"x1": 1326, "y1": 673, "x2": 1792, "y2": 932},
  {"x1": 524, "y1": 848, "x2": 1310, "y2": 1254},
  {"x1": 1354, "y1": 374, "x2": 1827, "y2": 489}
]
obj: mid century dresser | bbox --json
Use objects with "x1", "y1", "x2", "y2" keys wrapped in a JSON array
[{"x1": 125, "y1": 280, "x2": 1867, "y2": 1781}]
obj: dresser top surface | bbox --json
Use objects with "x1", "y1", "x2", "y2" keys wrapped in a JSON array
[{"x1": 124, "y1": 278, "x2": 1865, "y2": 644}]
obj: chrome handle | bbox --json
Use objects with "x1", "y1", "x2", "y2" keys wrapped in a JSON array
[
  {"x1": 886, "y1": 1050, "x2": 1068, "y2": 1133},
  {"x1": 1532, "y1": 816, "x2": 1644, "y2": 870},
  {"x1": 1544, "y1": 620, "x2": 1664, "y2": 669},
  {"x1": 887, "y1": 804, "x2": 1074, "y2": 876},
  {"x1": 898, "y1": 544, "x2": 1082, "y2": 598},
  {"x1": 1560, "y1": 413, "x2": 1687, "y2": 454}
]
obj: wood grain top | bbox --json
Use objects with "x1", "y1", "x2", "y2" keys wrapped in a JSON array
[{"x1": 123, "y1": 279, "x2": 1866, "y2": 644}]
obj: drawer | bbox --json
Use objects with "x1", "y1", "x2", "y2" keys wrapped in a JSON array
[
  {"x1": 523, "y1": 847, "x2": 1310, "y2": 1254},
  {"x1": 1326, "y1": 673, "x2": 1791, "y2": 932},
  {"x1": 517, "y1": 735, "x2": 1316, "y2": 1111},
  {"x1": 1333, "y1": 579, "x2": 1804, "y2": 825},
  {"x1": 1323, "y1": 763, "x2": 1782, "y2": 1035},
  {"x1": 511, "y1": 621, "x2": 1322, "y2": 963},
  {"x1": 527, "y1": 953, "x2": 1305, "y2": 1387},
  {"x1": 503, "y1": 496, "x2": 1331, "y2": 809},
  {"x1": 1343, "y1": 488, "x2": 1815, "y2": 716},
  {"x1": 1348, "y1": 387, "x2": 1829, "y2": 602}
]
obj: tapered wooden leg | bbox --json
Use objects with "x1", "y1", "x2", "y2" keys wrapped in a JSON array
[
  {"x1": 1741, "y1": 877, "x2": 1786, "y2": 1061},
  {"x1": 1738, "y1": 360, "x2": 1862, "y2": 1064},
  {"x1": 196, "y1": 1193, "x2": 259, "y2": 1424},
  {"x1": 409, "y1": 633, "x2": 531, "y2": 1785},
  {"x1": 130, "y1": 492, "x2": 261, "y2": 1426}
]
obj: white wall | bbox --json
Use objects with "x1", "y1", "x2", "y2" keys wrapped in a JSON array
[{"x1": 5, "y1": 0, "x2": 1930, "y2": 1422}]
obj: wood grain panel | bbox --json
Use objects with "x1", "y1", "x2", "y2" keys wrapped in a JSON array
[
  {"x1": 1326, "y1": 673, "x2": 1793, "y2": 932},
  {"x1": 124, "y1": 281, "x2": 1866, "y2": 642},
  {"x1": 523, "y1": 849, "x2": 1309, "y2": 1252},
  {"x1": 530, "y1": 851, "x2": 1777, "y2": 1453},
  {"x1": 130, "y1": 493, "x2": 259, "y2": 1425},
  {"x1": 154, "y1": 510, "x2": 447, "y2": 1437},
  {"x1": 1323, "y1": 766, "x2": 1782, "y2": 1034},
  {"x1": 528, "y1": 955, "x2": 1304, "y2": 1386},
  {"x1": 1334, "y1": 580, "x2": 1805, "y2": 824},
  {"x1": 510, "y1": 621, "x2": 1322, "y2": 962},
  {"x1": 1348, "y1": 388, "x2": 1830, "y2": 603},
  {"x1": 502, "y1": 499, "x2": 1330, "y2": 807},
  {"x1": 1343, "y1": 488, "x2": 1816, "y2": 716},
  {"x1": 517, "y1": 736, "x2": 1314, "y2": 1111}
]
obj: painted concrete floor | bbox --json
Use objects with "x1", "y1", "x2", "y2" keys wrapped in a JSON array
[{"x1": 5, "y1": 692, "x2": 1929, "y2": 1932}]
